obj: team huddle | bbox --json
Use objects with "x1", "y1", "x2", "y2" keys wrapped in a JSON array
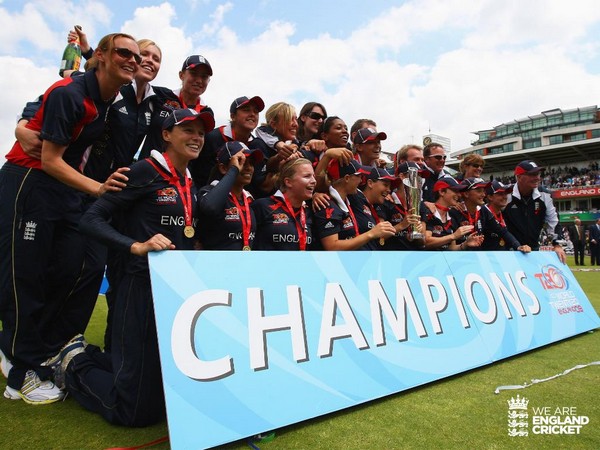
[{"x1": 0, "y1": 29, "x2": 566, "y2": 427}]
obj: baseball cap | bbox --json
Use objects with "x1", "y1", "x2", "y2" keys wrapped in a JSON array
[
  {"x1": 366, "y1": 167, "x2": 396, "y2": 182},
  {"x1": 486, "y1": 180, "x2": 513, "y2": 195},
  {"x1": 515, "y1": 160, "x2": 544, "y2": 176},
  {"x1": 460, "y1": 177, "x2": 490, "y2": 191},
  {"x1": 327, "y1": 159, "x2": 371, "y2": 181},
  {"x1": 181, "y1": 55, "x2": 213, "y2": 75},
  {"x1": 217, "y1": 141, "x2": 264, "y2": 165},
  {"x1": 230, "y1": 96, "x2": 265, "y2": 114},
  {"x1": 395, "y1": 161, "x2": 430, "y2": 178},
  {"x1": 433, "y1": 175, "x2": 466, "y2": 192},
  {"x1": 354, "y1": 127, "x2": 387, "y2": 144},
  {"x1": 162, "y1": 108, "x2": 215, "y2": 132}
]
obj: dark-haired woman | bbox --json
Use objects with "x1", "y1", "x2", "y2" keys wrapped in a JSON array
[
  {"x1": 197, "y1": 141, "x2": 263, "y2": 250},
  {"x1": 313, "y1": 160, "x2": 396, "y2": 250},
  {"x1": 297, "y1": 102, "x2": 327, "y2": 143},
  {"x1": 60, "y1": 108, "x2": 215, "y2": 426}
]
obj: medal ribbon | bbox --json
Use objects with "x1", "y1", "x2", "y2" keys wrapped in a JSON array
[
  {"x1": 485, "y1": 205, "x2": 506, "y2": 227},
  {"x1": 280, "y1": 194, "x2": 307, "y2": 250},
  {"x1": 460, "y1": 208, "x2": 480, "y2": 227},
  {"x1": 345, "y1": 199, "x2": 360, "y2": 237},
  {"x1": 162, "y1": 154, "x2": 193, "y2": 231},
  {"x1": 230, "y1": 192, "x2": 252, "y2": 249},
  {"x1": 177, "y1": 93, "x2": 203, "y2": 112},
  {"x1": 368, "y1": 202, "x2": 386, "y2": 246}
]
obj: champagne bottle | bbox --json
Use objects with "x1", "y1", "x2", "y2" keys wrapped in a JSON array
[{"x1": 59, "y1": 25, "x2": 82, "y2": 77}]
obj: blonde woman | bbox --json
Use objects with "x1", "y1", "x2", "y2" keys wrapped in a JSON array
[
  {"x1": 252, "y1": 158, "x2": 316, "y2": 250},
  {"x1": 0, "y1": 32, "x2": 140, "y2": 405}
]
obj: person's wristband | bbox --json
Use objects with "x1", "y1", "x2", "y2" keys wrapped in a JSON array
[{"x1": 82, "y1": 47, "x2": 94, "y2": 60}]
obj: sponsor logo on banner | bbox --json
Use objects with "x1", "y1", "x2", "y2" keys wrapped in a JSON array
[
  {"x1": 507, "y1": 395, "x2": 529, "y2": 437},
  {"x1": 507, "y1": 395, "x2": 590, "y2": 437},
  {"x1": 534, "y1": 265, "x2": 583, "y2": 315},
  {"x1": 149, "y1": 251, "x2": 600, "y2": 449},
  {"x1": 534, "y1": 264, "x2": 568, "y2": 290}
]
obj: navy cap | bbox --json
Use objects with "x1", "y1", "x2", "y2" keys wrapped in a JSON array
[
  {"x1": 515, "y1": 160, "x2": 544, "y2": 176},
  {"x1": 354, "y1": 127, "x2": 387, "y2": 144},
  {"x1": 460, "y1": 177, "x2": 490, "y2": 191},
  {"x1": 433, "y1": 175, "x2": 466, "y2": 192},
  {"x1": 217, "y1": 141, "x2": 264, "y2": 165},
  {"x1": 230, "y1": 96, "x2": 265, "y2": 114},
  {"x1": 181, "y1": 54, "x2": 213, "y2": 75},
  {"x1": 395, "y1": 161, "x2": 430, "y2": 178},
  {"x1": 162, "y1": 108, "x2": 215, "y2": 132},
  {"x1": 327, "y1": 159, "x2": 371, "y2": 181},
  {"x1": 366, "y1": 167, "x2": 396, "y2": 182},
  {"x1": 486, "y1": 180, "x2": 513, "y2": 195}
]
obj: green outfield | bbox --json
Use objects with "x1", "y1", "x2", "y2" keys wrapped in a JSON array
[{"x1": 1, "y1": 257, "x2": 598, "y2": 450}]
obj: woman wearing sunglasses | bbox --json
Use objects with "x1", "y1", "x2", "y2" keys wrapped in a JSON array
[
  {"x1": 298, "y1": 102, "x2": 327, "y2": 143},
  {"x1": 18, "y1": 28, "x2": 183, "y2": 352},
  {"x1": 457, "y1": 154, "x2": 485, "y2": 181},
  {"x1": 296, "y1": 102, "x2": 328, "y2": 162},
  {"x1": 0, "y1": 33, "x2": 139, "y2": 405}
]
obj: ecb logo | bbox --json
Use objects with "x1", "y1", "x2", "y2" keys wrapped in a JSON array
[{"x1": 534, "y1": 265, "x2": 568, "y2": 290}]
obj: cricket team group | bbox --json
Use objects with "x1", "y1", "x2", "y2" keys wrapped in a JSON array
[{"x1": 0, "y1": 29, "x2": 565, "y2": 426}]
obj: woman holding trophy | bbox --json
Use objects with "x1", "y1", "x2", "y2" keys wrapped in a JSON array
[
  {"x1": 380, "y1": 162, "x2": 427, "y2": 250},
  {"x1": 423, "y1": 175, "x2": 484, "y2": 250}
]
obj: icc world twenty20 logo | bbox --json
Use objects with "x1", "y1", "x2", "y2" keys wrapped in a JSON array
[{"x1": 534, "y1": 265, "x2": 569, "y2": 290}]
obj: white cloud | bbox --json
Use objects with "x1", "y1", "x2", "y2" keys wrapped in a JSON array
[
  {"x1": 0, "y1": 57, "x2": 57, "y2": 151},
  {"x1": 0, "y1": 1, "x2": 112, "y2": 54},
  {"x1": 120, "y1": 2, "x2": 194, "y2": 89},
  {"x1": 200, "y1": 1, "x2": 233, "y2": 36}
]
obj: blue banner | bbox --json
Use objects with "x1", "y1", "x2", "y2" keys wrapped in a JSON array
[{"x1": 149, "y1": 250, "x2": 600, "y2": 450}]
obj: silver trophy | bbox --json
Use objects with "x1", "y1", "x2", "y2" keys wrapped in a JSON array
[{"x1": 403, "y1": 167, "x2": 424, "y2": 240}]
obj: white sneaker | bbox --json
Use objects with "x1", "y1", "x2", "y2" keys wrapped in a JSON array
[
  {"x1": 3, "y1": 370, "x2": 64, "y2": 405},
  {"x1": 43, "y1": 334, "x2": 87, "y2": 390},
  {"x1": 0, "y1": 348, "x2": 13, "y2": 378}
]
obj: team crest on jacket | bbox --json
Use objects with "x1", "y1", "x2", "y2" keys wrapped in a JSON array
[
  {"x1": 224, "y1": 207, "x2": 240, "y2": 221},
  {"x1": 363, "y1": 205, "x2": 372, "y2": 215},
  {"x1": 390, "y1": 212, "x2": 403, "y2": 224},
  {"x1": 432, "y1": 225, "x2": 444, "y2": 235},
  {"x1": 156, "y1": 187, "x2": 178, "y2": 204},
  {"x1": 272, "y1": 213, "x2": 289, "y2": 225},
  {"x1": 164, "y1": 99, "x2": 181, "y2": 110},
  {"x1": 342, "y1": 217, "x2": 355, "y2": 230}
]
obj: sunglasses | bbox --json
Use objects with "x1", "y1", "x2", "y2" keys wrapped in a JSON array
[
  {"x1": 469, "y1": 163, "x2": 484, "y2": 169},
  {"x1": 306, "y1": 111, "x2": 326, "y2": 121},
  {"x1": 429, "y1": 154, "x2": 447, "y2": 161},
  {"x1": 113, "y1": 47, "x2": 142, "y2": 65}
]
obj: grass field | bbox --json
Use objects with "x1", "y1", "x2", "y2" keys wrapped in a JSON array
[{"x1": 0, "y1": 257, "x2": 598, "y2": 450}]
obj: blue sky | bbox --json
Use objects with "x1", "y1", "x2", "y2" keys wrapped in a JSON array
[{"x1": 1, "y1": 0, "x2": 599, "y2": 160}]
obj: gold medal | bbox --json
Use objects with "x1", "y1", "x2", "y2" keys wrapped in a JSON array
[
  {"x1": 242, "y1": 245, "x2": 251, "y2": 251},
  {"x1": 184, "y1": 226, "x2": 195, "y2": 238}
]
